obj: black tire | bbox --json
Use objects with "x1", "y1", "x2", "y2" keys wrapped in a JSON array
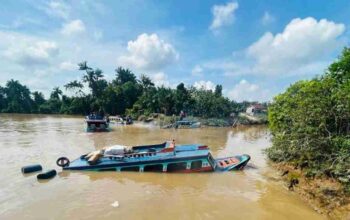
[
  {"x1": 21, "y1": 164, "x2": 42, "y2": 174},
  {"x1": 37, "y1": 169, "x2": 57, "y2": 180},
  {"x1": 56, "y1": 157, "x2": 70, "y2": 167}
]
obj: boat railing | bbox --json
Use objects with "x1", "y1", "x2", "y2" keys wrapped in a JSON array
[
  {"x1": 124, "y1": 152, "x2": 157, "y2": 159},
  {"x1": 132, "y1": 142, "x2": 167, "y2": 150}
]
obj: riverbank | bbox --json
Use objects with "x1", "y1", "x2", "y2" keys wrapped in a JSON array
[
  {"x1": 272, "y1": 162, "x2": 350, "y2": 219},
  {"x1": 137, "y1": 113, "x2": 268, "y2": 127}
]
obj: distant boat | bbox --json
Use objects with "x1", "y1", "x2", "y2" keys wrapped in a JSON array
[
  {"x1": 56, "y1": 141, "x2": 250, "y2": 172},
  {"x1": 85, "y1": 115, "x2": 110, "y2": 132},
  {"x1": 109, "y1": 115, "x2": 133, "y2": 125},
  {"x1": 109, "y1": 116, "x2": 123, "y2": 124},
  {"x1": 163, "y1": 120, "x2": 201, "y2": 129}
]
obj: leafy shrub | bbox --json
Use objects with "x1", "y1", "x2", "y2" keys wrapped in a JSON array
[{"x1": 267, "y1": 48, "x2": 350, "y2": 188}]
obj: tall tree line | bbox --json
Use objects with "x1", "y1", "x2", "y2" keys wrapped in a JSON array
[{"x1": 0, "y1": 62, "x2": 259, "y2": 118}]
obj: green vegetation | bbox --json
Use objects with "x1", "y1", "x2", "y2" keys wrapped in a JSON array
[
  {"x1": 0, "y1": 62, "x2": 262, "y2": 119},
  {"x1": 267, "y1": 48, "x2": 350, "y2": 191}
]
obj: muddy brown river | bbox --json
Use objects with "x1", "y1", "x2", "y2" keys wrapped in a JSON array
[{"x1": 0, "y1": 114, "x2": 324, "y2": 219}]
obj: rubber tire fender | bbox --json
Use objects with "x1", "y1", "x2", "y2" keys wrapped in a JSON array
[
  {"x1": 21, "y1": 164, "x2": 43, "y2": 174},
  {"x1": 37, "y1": 169, "x2": 57, "y2": 180},
  {"x1": 56, "y1": 157, "x2": 70, "y2": 167}
]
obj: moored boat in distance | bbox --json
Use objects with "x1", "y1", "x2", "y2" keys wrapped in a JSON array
[
  {"x1": 109, "y1": 115, "x2": 133, "y2": 125},
  {"x1": 163, "y1": 120, "x2": 201, "y2": 129},
  {"x1": 56, "y1": 141, "x2": 250, "y2": 172},
  {"x1": 85, "y1": 115, "x2": 110, "y2": 132}
]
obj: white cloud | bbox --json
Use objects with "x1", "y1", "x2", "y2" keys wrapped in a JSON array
[
  {"x1": 150, "y1": 72, "x2": 170, "y2": 87},
  {"x1": 1, "y1": 31, "x2": 59, "y2": 67},
  {"x1": 61, "y1": 20, "x2": 86, "y2": 36},
  {"x1": 118, "y1": 33, "x2": 179, "y2": 71},
  {"x1": 194, "y1": 80, "x2": 216, "y2": 91},
  {"x1": 191, "y1": 65, "x2": 203, "y2": 76},
  {"x1": 0, "y1": 26, "x2": 124, "y2": 96},
  {"x1": 261, "y1": 11, "x2": 274, "y2": 25},
  {"x1": 228, "y1": 80, "x2": 270, "y2": 102},
  {"x1": 45, "y1": 1, "x2": 71, "y2": 20},
  {"x1": 195, "y1": 17, "x2": 345, "y2": 79},
  {"x1": 247, "y1": 17, "x2": 345, "y2": 75},
  {"x1": 210, "y1": 1, "x2": 239, "y2": 30},
  {"x1": 59, "y1": 61, "x2": 77, "y2": 71}
]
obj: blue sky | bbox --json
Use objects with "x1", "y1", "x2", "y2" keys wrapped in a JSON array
[{"x1": 1, "y1": 0, "x2": 350, "y2": 101}]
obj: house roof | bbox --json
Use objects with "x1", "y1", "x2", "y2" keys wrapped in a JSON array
[{"x1": 249, "y1": 103, "x2": 265, "y2": 110}]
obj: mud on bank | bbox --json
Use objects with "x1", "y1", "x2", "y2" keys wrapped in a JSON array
[{"x1": 272, "y1": 162, "x2": 350, "y2": 219}]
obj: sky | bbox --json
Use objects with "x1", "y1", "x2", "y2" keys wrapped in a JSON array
[{"x1": 0, "y1": 0, "x2": 350, "y2": 101}]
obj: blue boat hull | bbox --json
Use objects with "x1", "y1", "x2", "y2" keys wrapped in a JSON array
[{"x1": 59, "y1": 142, "x2": 250, "y2": 173}]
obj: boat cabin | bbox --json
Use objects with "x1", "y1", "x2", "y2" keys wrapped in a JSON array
[
  {"x1": 64, "y1": 142, "x2": 217, "y2": 172},
  {"x1": 85, "y1": 115, "x2": 109, "y2": 132}
]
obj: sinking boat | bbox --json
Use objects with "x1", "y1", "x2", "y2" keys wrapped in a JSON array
[
  {"x1": 85, "y1": 115, "x2": 110, "y2": 132},
  {"x1": 56, "y1": 142, "x2": 250, "y2": 172}
]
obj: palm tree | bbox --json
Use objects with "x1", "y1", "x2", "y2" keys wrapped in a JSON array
[
  {"x1": 50, "y1": 87, "x2": 62, "y2": 100},
  {"x1": 64, "y1": 80, "x2": 84, "y2": 96}
]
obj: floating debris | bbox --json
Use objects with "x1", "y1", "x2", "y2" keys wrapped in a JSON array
[{"x1": 111, "y1": 201, "x2": 119, "y2": 208}]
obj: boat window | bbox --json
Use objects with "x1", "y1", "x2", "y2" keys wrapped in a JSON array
[
  {"x1": 167, "y1": 162, "x2": 187, "y2": 172},
  {"x1": 208, "y1": 154, "x2": 216, "y2": 167},
  {"x1": 190, "y1": 160, "x2": 202, "y2": 169},
  {"x1": 120, "y1": 166, "x2": 139, "y2": 172},
  {"x1": 144, "y1": 164, "x2": 163, "y2": 172},
  {"x1": 202, "y1": 161, "x2": 209, "y2": 167}
]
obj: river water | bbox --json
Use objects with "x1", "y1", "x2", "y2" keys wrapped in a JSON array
[{"x1": 0, "y1": 114, "x2": 324, "y2": 219}]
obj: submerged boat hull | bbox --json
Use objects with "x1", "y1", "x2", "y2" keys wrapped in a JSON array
[{"x1": 60, "y1": 142, "x2": 250, "y2": 173}]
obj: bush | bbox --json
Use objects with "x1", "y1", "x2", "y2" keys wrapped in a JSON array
[{"x1": 267, "y1": 48, "x2": 350, "y2": 188}]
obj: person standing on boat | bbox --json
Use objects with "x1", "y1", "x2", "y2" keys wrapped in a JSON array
[
  {"x1": 180, "y1": 110, "x2": 185, "y2": 120},
  {"x1": 169, "y1": 139, "x2": 175, "y2": 148}
]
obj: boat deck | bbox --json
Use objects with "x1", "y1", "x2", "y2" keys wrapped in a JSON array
[{"x1": 65, "y1": 144, "x2": 211, "y2": 171}]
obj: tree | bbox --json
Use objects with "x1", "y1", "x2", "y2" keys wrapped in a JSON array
[
  {"x1": 156, "y1": 87, "x2": 175, "y2": 115},
  {"x1": 80, "y1": 61, "x2": 107, "y2": 98},
  {"x1": 3, "y1": 80, "x2": 32, "y2": 113},
  {"x1": 139, "y1": 74, "x2": 155, "y2": 91},
  {"x1": 64, "y1": 80, "x2": 84, "y2": 96},
  {"x1": 50, "y1": 87, "x2": 62, "y2": 100},
  {"x1": 0, "y1": 86, "x2": 6, "y2": 112},
  {"x1": 32, "y1": 91, "x2": 46, "y2": 113},
  {"x1": 215, "y1": 85, "x2": 222, "y2": 96},
  {"x1": 113, "y1": 67, "x2": 137, "y2": 85},
  {"x1": 174, "y1": 83, "x2": 191, "y2": 114}
]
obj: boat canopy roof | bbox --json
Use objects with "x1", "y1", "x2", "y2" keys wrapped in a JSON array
[{"x1": 65, "y1": 143, "x2": 211, "y2": 170}]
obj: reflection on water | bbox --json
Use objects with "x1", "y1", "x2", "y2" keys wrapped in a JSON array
[{"x1": 0, "y1": 114, "x2": 323, "y2": 220}]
